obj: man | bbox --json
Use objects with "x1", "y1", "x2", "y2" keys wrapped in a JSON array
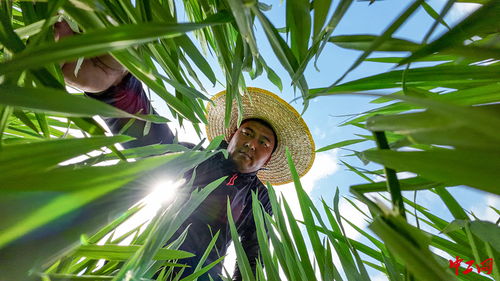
[{"x1": 56, "y1": 21, "x2": 315, "y2": 281}]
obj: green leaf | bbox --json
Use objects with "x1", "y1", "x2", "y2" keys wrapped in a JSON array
[
  {"x1": 158, "y1": 73, "x2": 210, "y2": 102},
  {"x1": 205, "y1": 134, "x2": 224, "y2": 151},
  {"x1": 175, "y1": 35, "x2": 216, "y2": 85},
  {"x1": 398, "y1": 1, "x2": 500, "y2": 66},
  {"x1": 281, "y1": 196, "x2": 318, "y2": 280},
  {"x1": 12, "y1": 110, "x2": 41, "y2": 135},
  {"x1": 313, "y1": 0, "x2": 333, "y2": 40},
  {"x1": 0, "y1": 19, "x2": 229, "y2": 75},
  {"x1": 111, "y1": 50, "x2": 200, "y2": 123},
  {"x1": 365, "y1": 106, "x2": 500, "y2": 151},
  {"x1": 227, "y1": 199, "x2": 256, "y2": 281},
  {"x1": 285, "y1": 147, "x2": 329, "y2": 277},
  {"x1": 250, "y1": 191, "x2": 281, "y2": 281},
  {"x1": 362, "y1": 149, "x2": 500, "y2": 195},
  {"x1": 316, "y1": 139, "x2": 366, "y2": 152},
  {"x1": 434, "y1": 187, "x2": 469, "y2": 221},
  {"x1": 34, "y1": 113, "x2": 50, "y2": 138},
  {"x1": 226, "y1": 0, "x2": 259, "y2": 58},
  {"x1": 179, "y1": 255, "x2": 225, "y2": 281},
  {"x1": 469, "y1": 221, "x2": 500, "y2": 253},
  {"x1": 14, "y1": 16, "x2": 60, "y2": 39},
  {"x1": 329, "y1": 35, "x2": 420, "y2": 52},
  {"x1": 40, "y1": 274, "x2": 112, "y2": 281},
  {"x1": 286, "y1": 0, "x2": 311, "y2": 62},
  {"x1": 0, "y1": 106, "x2": 13, "y2": 142},
  {"x1": 314, "y1": 0, "x2": 355, "y2": 65},
  {"x1": 441, "y1": 219, "x2": 467, "y2": 234},
  {"x1": 0, "y1": 135, "x2": 132, "y2": 179},
  {"x1": 340, "y1": 160, "x2": 374, "y2": 183},
  {"x1": 260, "y1": 57, "x2": 283, "y2": 92},
  {"x1": 324, "y1": 0, "x2": 424, "y2": 87},
  {"x1": 0, "y1": 85, "x2": 166, "y2": 122},
  {"x1": 370, "y1": 215, "x2": 457, "y2": 281},
  {"x1": 0, "y1": 155, "x2": 172, "y2": 249},
  {"x1": 75, "y1": 245, "x2": 194, "y2": 261},
  {"x1": 87, "y1": 204, "x2": 144, "y2": 244},
  {"x1": 351, "y1": 176, "x2": 443, "y2": 193},
  {"x1": 310, "y1": 64, "x2": 500, "y2": 95},
  {"x1": 252, "y1": 6, "x2": 309, "y2": 101},
  {"x1": 420, "y1": 1, "x2": 450, "y2": 30}
]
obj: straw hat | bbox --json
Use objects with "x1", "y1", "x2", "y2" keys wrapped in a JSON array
[{"x1": 206, "y1": 87, "x2": 315, "y2": 185}]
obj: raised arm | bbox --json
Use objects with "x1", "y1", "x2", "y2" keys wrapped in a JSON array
[
  {"x1": 55, "y1": 20, "x2": 176, "y2": 148},
  {"x1": 55, "y1": 21, "x2": 128, "y2": 93}
]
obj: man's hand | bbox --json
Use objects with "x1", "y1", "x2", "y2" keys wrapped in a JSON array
[{"x1": 55, "y1": 20, "x2": 128, "y2": 93}]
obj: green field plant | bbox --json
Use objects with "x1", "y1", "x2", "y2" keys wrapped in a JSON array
[{"x1": 0, "y1": 0, "x2": 498, "y2": 280}]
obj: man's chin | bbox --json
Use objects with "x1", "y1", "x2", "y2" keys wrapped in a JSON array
[{"x1": 230, "y1": 156, "x2": 254, "y2": 172}]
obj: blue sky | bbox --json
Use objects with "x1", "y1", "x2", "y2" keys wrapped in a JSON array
[{"x1": 145, "y1": 0, "x2": 499, "y2": 279}]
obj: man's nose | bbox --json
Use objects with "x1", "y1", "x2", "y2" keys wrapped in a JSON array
[{"x1": 245, "y1": 138, "x2": 257, "y2": 150}]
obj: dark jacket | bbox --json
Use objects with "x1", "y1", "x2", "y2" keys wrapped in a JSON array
[{"x1": 87, "y1": 74, "x2": 273, "y2": 281}]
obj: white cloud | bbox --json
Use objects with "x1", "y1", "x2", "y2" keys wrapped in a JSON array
[
  {"x1": 373, "y1": 171, "x2": 416, "y2": 182},
  {"x1": 371, "y1": 272, "x2": 389, "y2": 281},
  {"x1": 169, "y1": 120, "x2": 206, "y2": 145},
  {"x1": 470, "y1": 194, "x2": 500, "y2": 223},
  {"x1": 447, "y1": 2, "x2": 481, "y2": 22},
  {"x1": 338, "y1": 198, "x2": 370, "y2": 240},
  {"x1": 274, "y1": 149, "x2": 339, "y2": 220},
  {"x1": 312, "y1": 126, "x2": 326, "y2": 140}
]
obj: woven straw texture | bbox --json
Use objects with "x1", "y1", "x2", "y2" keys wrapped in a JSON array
[{"x1": 206, "y1": 87, "x2": 315, "y2": 185}]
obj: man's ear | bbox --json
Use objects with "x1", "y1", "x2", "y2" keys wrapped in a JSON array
[
  {"x1": 227, "y1": 128, "x2": 238, "y2": 141},
  {"x1": 263, "y1": 154, "x2": 272, "y2": 166}
]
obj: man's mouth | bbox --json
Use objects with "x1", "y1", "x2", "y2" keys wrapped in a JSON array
[{"x1": 238, "y1": 151, "x2": 252, "y2": 160}]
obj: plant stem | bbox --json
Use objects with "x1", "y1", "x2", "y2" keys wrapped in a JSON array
[
  {"x1": 372, "y1": 131, "x2": 406, "y2": 220},
  {"x1": 464, "y1": 222, "x2": 481, "y2": 262}
]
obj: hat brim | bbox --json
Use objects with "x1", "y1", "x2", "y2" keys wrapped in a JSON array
[{"x1": 206, "y1": 87, "x2": 315, "y2": 185}]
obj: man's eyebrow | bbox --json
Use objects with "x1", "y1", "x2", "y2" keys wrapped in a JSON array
[
  {"x1": 261, "y1": 135, "x2": 271, "y2": 143},
  {"x1": 243, "y1": 126, "x2": 254, "y2": 133}
]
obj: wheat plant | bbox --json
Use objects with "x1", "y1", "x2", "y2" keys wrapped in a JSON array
[{"x1": 0, "y1": 0, "x2": 498, "y2": 281}]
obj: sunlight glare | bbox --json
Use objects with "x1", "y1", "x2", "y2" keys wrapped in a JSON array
[
  {"x1": 143, "y1": 178, "x2": 186, "y2": 208},
  {"x1": 98, "y1": 178, "x2": 187, "y2": 246}
]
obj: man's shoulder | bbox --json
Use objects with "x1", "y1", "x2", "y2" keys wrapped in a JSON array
[{"x1": 252, "y1": 179, "x2": 271, "y2": 199}]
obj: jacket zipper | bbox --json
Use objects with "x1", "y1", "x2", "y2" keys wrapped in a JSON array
[{"x1": 226, "y1": 173, "x2": 238, "y2": 186}]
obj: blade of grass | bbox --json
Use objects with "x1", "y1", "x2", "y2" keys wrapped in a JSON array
[
  {"x1": 433, "y1": 187, "x2": 469, "y2": 221},
  {"x1": 397, "y1": 0, "x2": 500, "y2": 66},
  {"x1": 329, "y1": 35, "x2": 420, "y2": 52},
  {"x1": 323, "y1": 0, "x2": 424, "y2": 88},
  {"x1": 0, "y1": 135, "x2": 132, "y2": 178},
  {"x1": 285, "y1": 147, "x2": 329, "y2": 278},
  {"x1": 316, "y1": 139, "x2": 365, "y2": 152},
  {"x1": 0, "y1": 18, "x2": 230, "y2": 75},
  {"x1": 370, "y1": 215, "x2": 457, "y2": 281},
  {"x1": 363, "y1": 149, "x2": 500, "y2": 195},
  {"x1": 0, "y1": 84, "x2": 167, "y2": 122},
  {"x1": 75, "y1": 245, "x2": 194, "y2": 260},
  {"x1": 286, "y1": 0, "x2": 310, "y2": 62},
  {"x1": 226, "y1": 199, "x2": 256, "y2": 281}
]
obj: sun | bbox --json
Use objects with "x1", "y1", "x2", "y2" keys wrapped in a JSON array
[{"x1": 143, "y1": 178, "x2": 187, "y2": 208}]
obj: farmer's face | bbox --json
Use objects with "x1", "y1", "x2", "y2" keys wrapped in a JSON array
[{"x1": 227, "y1": 120, "x2": 276, "y2": 174}]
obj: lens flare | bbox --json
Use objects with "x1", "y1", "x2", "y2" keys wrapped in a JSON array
[{"x1": 143, "y1": 178, "x2": 186, "y2": 208}]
